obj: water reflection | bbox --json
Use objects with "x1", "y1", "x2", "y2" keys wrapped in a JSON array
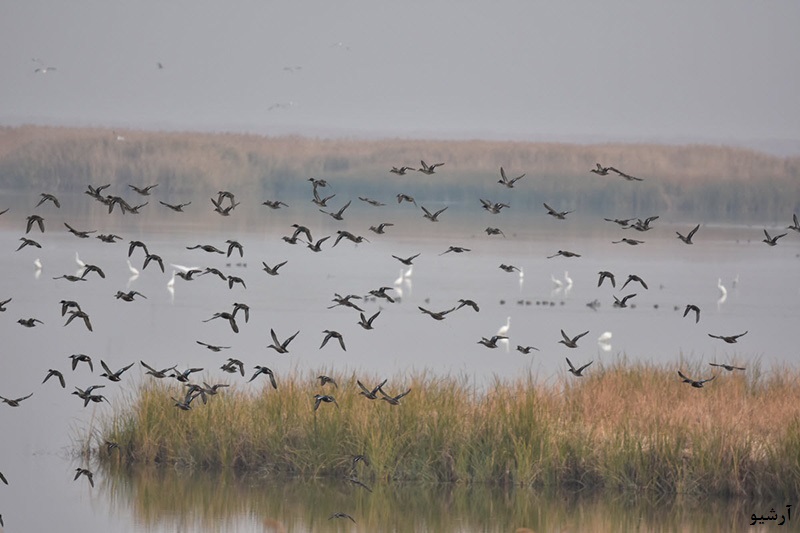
[{"x1": 99, "y1": 465, "x2": 772, "y2": 532}]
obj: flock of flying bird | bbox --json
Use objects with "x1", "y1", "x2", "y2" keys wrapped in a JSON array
[{"x1": 1, "y1": 154, "x2": 798, "y2": 528}]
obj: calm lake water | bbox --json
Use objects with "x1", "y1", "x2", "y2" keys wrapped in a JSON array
[{"x1": 0, "y1": 189, "x2": 798, "y2": 531}]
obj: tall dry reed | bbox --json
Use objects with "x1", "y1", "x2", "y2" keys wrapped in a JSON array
[{"x1": 92, "y1": 362, "x2": 800, "y2": 498}]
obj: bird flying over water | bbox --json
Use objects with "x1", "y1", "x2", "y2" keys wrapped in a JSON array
[
  {"x1": 708, "y1": 331, "x2": 748, "y2": 344},
  {"x1": 683, "y1": 304, "x2": 701, "y2": 323},
  {"x1": 676, "y1": 224, "x2": 701, "y2": 244},
  {"x1": 559, "y1": 329, "x2": 589, "y2": 348},
  {"x1": 762, "y1": 229, "x2": 787, "y2": 246}
]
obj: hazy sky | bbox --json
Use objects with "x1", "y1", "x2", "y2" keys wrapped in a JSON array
[{"x1": 1, "y1": 1, "x2": 799, "y2": 148}]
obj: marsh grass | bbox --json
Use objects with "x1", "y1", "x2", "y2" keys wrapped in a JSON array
[{"x1": 92, "y1": 362, "x2": 800, "y2": 497}]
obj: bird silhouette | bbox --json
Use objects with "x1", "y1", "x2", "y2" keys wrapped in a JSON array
[
  {"x1": 498, "y1": 166, "x2": 525, "y2": 188},
  {"x1": 392, "y1": 253, "x2": 420, "y2": 265},
  {"x1": 329, "y1": 512, "x2": 356, "y2": 523},
  {"x1": 99, "y1": 360, "x2": 134, "y2": 382},
  {"x1": 380, "y1": 388, "x2": 411, "y2": 405},
  {"x1": 762, "y1": 229, "x2": 787, "y2": 246},
  {"x1": 676, "y1": 224, "x2": 701, "y2": 244},
  {"x1": 320, "y1": 200, "x2": 351, "y2": 221},
  {"x1": 678, "y1": 370, "x2": 716, "y2": 388},
  {"x1": 249, "y1": 366, "x2": 278, "y2": 388},
  {"x1": 357, "y1": 379, "x2": 387, "y2": 400},
  {"x1": 69, "y1": 354, "x2": 93, "y2": 372},
  {"x1": 709, "y1": 363, "x2": 746, "y2": 372},
  {"x1": 262, "y1": 260, "x2": 287, "y2": 276},
  {"x1": 566, "y1": 357, "x2": 593, "y2": 376},
  {"x1": 320, "y1": 330, "x2": 346, "y2": 351},
  {"x1": 417, "y1": 160, "x2": 444, "y2": 174},
  {"x1": 621, "y1": 274, "x2": 648, "y2": 290},
  {"x1": 318, "y1": 375, "x2": 338, "y2": 388},
  {"x1": 369, "y1": 222, "x2": 394, "y2": 234},
  {"x1": 559, "y1": 329, "x2": 589, "y2": 348},
  {"x1": 268, "y1": 328, "x2": 300, "y2": 354},
  {"x1": 683, "y1": 304, "x2": 701, "y2": 323},
  {"x1": 598, "y1": 271, "x2": 616, "y2": 288},
  {"x1": 357, "y1": 310, "x2": 381, "y2": 330},
  {"x1": 421, "y1": 205, "x2": 448, "y2": 222},
  {"x1": 456, "y1": 299, "x2": 480, "y2": 312},
  {"x1": 0, "y1": 393, "x2": 34, "y2": 407},
  {"x1": 543, "y1": 202, "x2": 573, "y2": 219},
  {"x1": 313, "y1": 394, "x2": 339, "y2": 410},
  {"x1": 613, "y1": 293, "x2": 637, "y2": 308},
  {"x1": 42, "y1": 368, "x2": 67, "y2": 389},
  {"x1": 419, "y1": 306, "x2": 456, "y2": 321},
  {"x1": 159, "y1": 200, "x2": 192, "y2": 212},
  {"x1": 74, "y1": 468, "x2": 94, "y2": 487},
  {"x1": 547, "y1": 250, "x2": 581, "y2": 259},
  {"x1": 708, "y1": 331, "x2": 748, "y2": 344},
  {"x1": 140, "y1": 361, "x2": 177, "y2": 379}
]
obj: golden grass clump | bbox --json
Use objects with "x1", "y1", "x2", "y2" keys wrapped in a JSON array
[{"x1": 94, "y1": 362, "x2": 800, "y2": 497}]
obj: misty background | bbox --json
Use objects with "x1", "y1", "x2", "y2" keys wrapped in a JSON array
[{"x1": 1, "y1": 1, "x2": 799, "y2": 154}]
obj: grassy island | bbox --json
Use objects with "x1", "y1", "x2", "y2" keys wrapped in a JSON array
[{"x1": 90, "y1": 361, "x2": 800, "y2": 498}]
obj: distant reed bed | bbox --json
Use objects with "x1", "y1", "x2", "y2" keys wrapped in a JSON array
[
  {"x1": 92, "y1": 362, "x2": 800, "y2": 498},
  {"x1": 2, "y1": 125, "x2": 799, "y2": 217}
]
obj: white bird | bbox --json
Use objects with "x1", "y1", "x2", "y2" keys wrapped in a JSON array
[
  {"x1": 167, "y1": 270, "x2": 176, "y2": 288},
  {"x1": 717, "y1": 277, "x2": 727, "y2": 308},
  {"x1": 127, "y1": 260, "x2": 139, "y2": 276},
  {"x1": 598, "y1": 331, "x2": 612, "y2": 343},
  {"x1": 32, "y1": 59, "x2": 56, "y2": 74},
  {"x1": 564, "y1": 271, "x2": 573, "y2": 290},
  {"x1": 551, "y1": 274, "x2": 563, "y2": 288},
  {"x1": 75, "y1": 252, "x2": 86, "y2": 269},
  {"x1": 404, "y1": 265, "x2": 413, "y2": 280},
  {"x1": 394, "y1": 269, "x2": 405, "y2": 286},
  {"x1": 33, "y1": 258, "x2": 42, "y2": 270},
  {"x1": 496, "y1": 316, "x2": 511, "y2": 337}
]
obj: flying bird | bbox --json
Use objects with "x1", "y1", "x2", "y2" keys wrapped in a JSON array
[
  {"x1": 762, "y1": 229, "x2": 787, "y2": 246},
  {"x1": 262, "y1": 260, "x2": 287, "y2": 276},
  {"x1": 709, "y1": 362, "x2": 746, "y2": 372},
  {"x1": 357, "y1": 379, "x2": 387, "y2": 400},
  {"x1": 598, "y1": 271, "x2": 616, "y2": 288},
  {"x1": 417, "y1": 160, "x2": 444, "y2": 174},
  {"x1": 320, "y1": 330, "x2": 346, "y2": 351},
  {"x1": 621, "y1": 274, "x2": 648, "y2": 290},
  {"x1": 418, "y1": 306, "x2": 456, "y2": 321},
  {"x1": 42, "y1": 369, "x2": 66, "y2": 388},
  {"x1": 683, "y1": 304, "x2": 701, "y2": 323},
  {"x1": 678, "y1": 370, "x2": 715, "y2": 388},
  {"x1": 566, "y1": 357, "x2": 593, "y2": 377},
  {"x1": 313, "y1": 394, "x2": 339, "y2": 411},
  {"x1": 676, "y1": 224, "x2": 701, "y2": 244},
  {"x1": 267, "y1": 328, "x2": 300, "y2": 353},
  {"x1": 357, "y1": 310, "x2": 381, "y2": 330},
  {"x1": 498, "y1": 166, "x2": 525, "y2": 188},
  {"x1": 421, "y1": 205, "x2": 448, "y2": 222},
  {"x1": 559, "y1": 329, "x2": 589, "y2": 348},
  {"x1": 249, "y1": 366, "x2": 278, "y2": 388},
  {"x1": 708, "y1": 331, "x2": 748, "y2": 344},
  {"x1": 543, "y1": 202, "x2": 573, "y2": 220},
  {"x1": 0, "y1": 393, "x2": 34, "y2": 407}
]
